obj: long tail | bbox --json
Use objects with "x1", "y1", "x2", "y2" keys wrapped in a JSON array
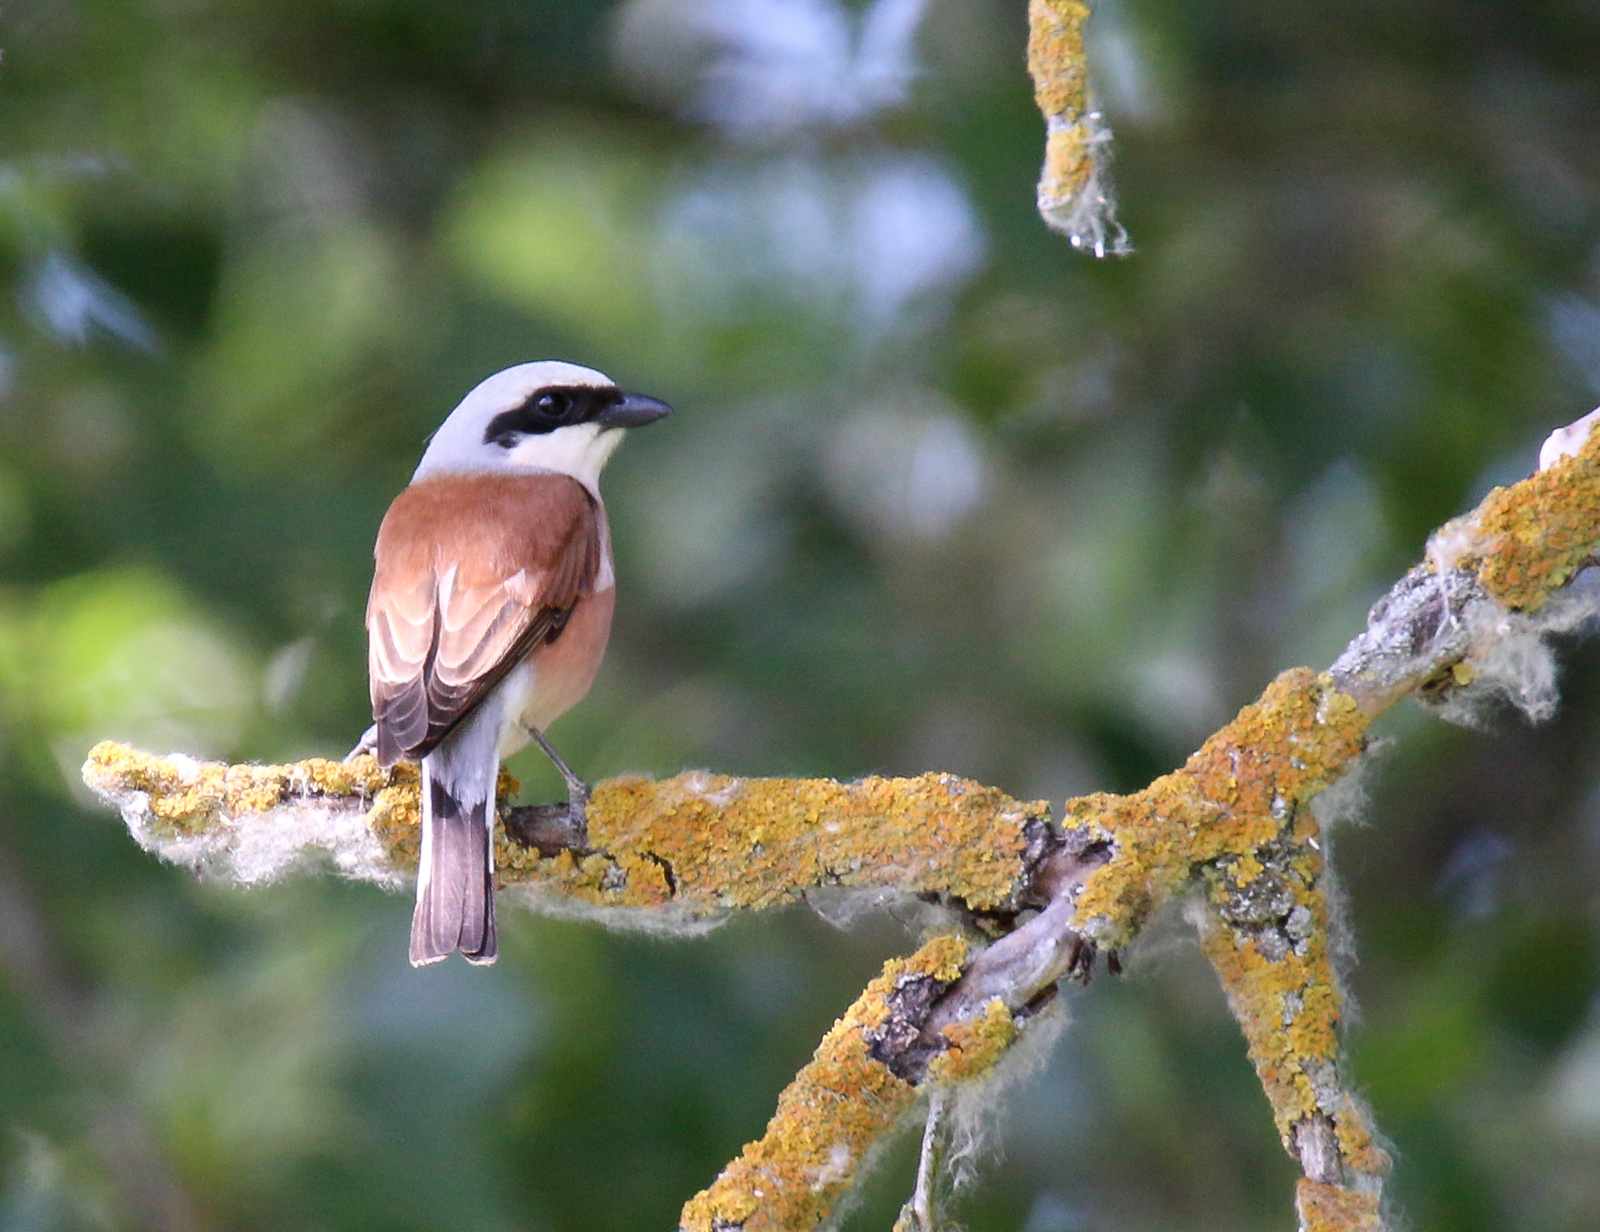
[{"x1": 411, "y1": 758, "x2": 497, "y2": 966}]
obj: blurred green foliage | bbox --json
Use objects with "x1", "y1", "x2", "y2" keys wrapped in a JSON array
[{"x1": 1, "y1": 0, "x2": 1599, "y2": 1228}]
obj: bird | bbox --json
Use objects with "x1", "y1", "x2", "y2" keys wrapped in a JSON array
[{"x1": 359, "y1": 361, "x2": 671, "y2": 966}]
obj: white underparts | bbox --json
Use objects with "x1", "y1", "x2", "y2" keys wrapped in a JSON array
[{"x1": 492, "y1": 661, "x2": 536, "y2": 759}]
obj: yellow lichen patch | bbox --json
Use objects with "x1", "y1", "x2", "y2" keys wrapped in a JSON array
[
  {"x1": 1332, "y1": 1094, "x2": 1390, "y2": 1179},
  {"x1": 1028, "y1": 0, "x2": 1094, "y2": 208},
  {"x1": 927, "y1": 998, "x2": 1016, "y2": 1086},
  {"x1": 1039, "y1": 126, "x2": 1093, "y2": 210},
  {"x1": 82, "y1": 741, "x2": 395, "y2": 838},
  {"x1": 498, "y1": 771, "x2": 1045, "y2": 916},
  {"x1": 364, "y1": 771, "x2": 423, "y2": 869},
  {"x1": 910, "y1": 933, "x2": 971, "y2": 984},
  {"x1": 1197, "y1": 883, "x2": 1338, "y2": 1145},
  {"x1": 1452, "y1": 418, "x2": 1600, "y2": 611},
  {"x1": 1028, "y1": 0, "x2": 1090, "y2": 120},
  {"x1": 1070, "y1": 671, "x2": 1370, "y2": 943},
  {"x1": 679, "y1": 937, "x2": 968, "y2": 1232},
  {"x1": 1196, "y1": 807, "x2": 1388, "y2": 1190},
  {"x1": 1294, "y1": 1179, "x2": 1383, "y2": 1232},
  {"x1": 1054, "y1": 670, "x2": 1378, "y2": 1180}
]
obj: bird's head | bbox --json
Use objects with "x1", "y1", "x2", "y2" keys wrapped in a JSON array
[{"x1": 414, "y1": 361, "x2": 673, "y2": 491}]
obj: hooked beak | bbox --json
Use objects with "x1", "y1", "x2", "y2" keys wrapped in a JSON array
[{"x1": 597, "y1": 391, "x2": 674, "y2": 429}]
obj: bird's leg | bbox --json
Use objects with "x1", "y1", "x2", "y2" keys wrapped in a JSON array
[
  {"x1": 345, "y1": 724, "x2": 378, "y2": 763},
  {"x1": 525, "y1": 725, "x2": 591, "y2": 846}
]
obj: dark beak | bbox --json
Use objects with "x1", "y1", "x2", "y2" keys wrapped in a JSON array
[{"x1": 597, "y1": 391, "x2": 674, "y2": 429}]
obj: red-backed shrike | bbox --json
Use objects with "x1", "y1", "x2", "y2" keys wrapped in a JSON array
[{"x1": 362, "y1": 361, "x2": 671, "y2": 966}]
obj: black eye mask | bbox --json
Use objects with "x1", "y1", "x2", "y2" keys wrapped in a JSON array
[
  {"x1": 483, "y1": 386, "x2": 671, "y2": 447},
  {"x1": 483, "y1": 385, "x2": 625, "y2": 447}
]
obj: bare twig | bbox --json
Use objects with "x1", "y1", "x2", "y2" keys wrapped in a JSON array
[{"x1": 896, "y1": 1089, "x2": 950, "y2": 1232}]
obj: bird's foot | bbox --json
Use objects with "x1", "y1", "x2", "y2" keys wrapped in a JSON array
[
  {"x1": 503, "y1": 801, "x2": 586, "y2": 856},
  {"x1": 502, "y1": 780, "x2": 592, "y2": 855},
  {"x1": 520, "y1": 723, "x2": 593, "y2": 848}
]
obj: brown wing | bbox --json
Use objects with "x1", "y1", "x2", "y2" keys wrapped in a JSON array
[{"x1": 366, "y1": 472, "x2": 603, "y2": 765}]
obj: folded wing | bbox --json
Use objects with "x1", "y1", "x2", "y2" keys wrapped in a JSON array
[{"x1": 366, "y1": 472, "x2": 603, "y2": 766}]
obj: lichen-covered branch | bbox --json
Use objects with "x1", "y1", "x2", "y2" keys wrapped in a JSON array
[
  {"x1": 80, "y1": 408, "x2": 1600, "y2": 1232},
  {"x1": 81, "y1": 750, "x2": 1056, "y2": 929},
  {"x1": 1027, "y1": 0, "x2": 1129, "y2": 255},
  {"x1": 682, "y1": 936, "x2": 978, "y2": 1232}
]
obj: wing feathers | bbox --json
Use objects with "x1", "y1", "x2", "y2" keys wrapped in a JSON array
[{"x1": 367, "y1": 472, "x2": 603, "y2": 765}]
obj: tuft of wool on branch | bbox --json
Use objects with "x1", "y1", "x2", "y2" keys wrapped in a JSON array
[
  {"x1": 939, "y1": 1004, "x2": 1069, "y2": 1196},
  {"x1": 1399, "y1": 411, "x2": 1600, "y2": 725},
  {"x1": 1424, "y1": 566, "x2": 1600, "y2": 726},
  {"x1": 81, "y1": 744, "x2": 406, "y2": 890}
]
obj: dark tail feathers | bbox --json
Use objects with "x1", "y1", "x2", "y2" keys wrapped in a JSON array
[{"x1": 411, "y1": 776, "x2": 497, "y2": 966}]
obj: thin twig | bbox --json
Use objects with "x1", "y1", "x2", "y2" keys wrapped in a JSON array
[{"x1": 906, "y1": 1089, "x2": 949, "y2": 1232}]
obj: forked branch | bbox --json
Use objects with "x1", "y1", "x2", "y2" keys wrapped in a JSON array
[{"x1": 82, "y1": 409, "x2": 1600, "y2": 1232}]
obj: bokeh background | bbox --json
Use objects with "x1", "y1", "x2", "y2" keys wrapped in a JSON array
[{"x1": 1, "y1": 0, "x2": 1599, "y2": 1228}]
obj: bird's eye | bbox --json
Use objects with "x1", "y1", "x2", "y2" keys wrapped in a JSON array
[{"x1": 536, "y1": 391, "x2": 571, "y2": 417}]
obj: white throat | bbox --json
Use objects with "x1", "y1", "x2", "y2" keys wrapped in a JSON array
[{"x1": 504, "y1": 422, "x2": 625, "y2": 494}]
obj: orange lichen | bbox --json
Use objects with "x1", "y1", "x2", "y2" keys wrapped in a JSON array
[
  {"x1": 1068, "y1": 670, "x2": 1370, "y2": 943},
  {"x1": 1332, "y1": 1095, "x2": 1390, "y2": 1178},
  {"x1": 1051, "y1": 668, "x2": 1386, "y2": 1192},
  {"x1": 83, "y1": 667, "x2": 1387, "y2": 1223},
  {"x1": 361, "y1": 767, "x2": 423, "y2": 865},
  {"x1": 1198, "y1": 867, "x2": 1334, "y2": 1131},
  {"x1": 495, "y1": 770, "x2": 1046, "y2": 915},
  {"x1": 1039, "y1": 126, "x2": 1093, "y2": 212},
  {"x1": 680, "y1": 936, "x2": 969, "y2": 1232},
  {"x1": 1199, "y1": 917, "x2": 1327, "y2": 1138},
  {"x1": 1193, "y1": 783, "x2": 1388, "y2": 1196},
  {"x1": 1295, "y1": 1179, "x2": 1383, "y2": 1232},
  {"x1": 927, "y1": 997, "x2": 1016, "y2": 1086},
  {"x1": 1440, "y1": 415, "x2": 1600, "y2": 611}
]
